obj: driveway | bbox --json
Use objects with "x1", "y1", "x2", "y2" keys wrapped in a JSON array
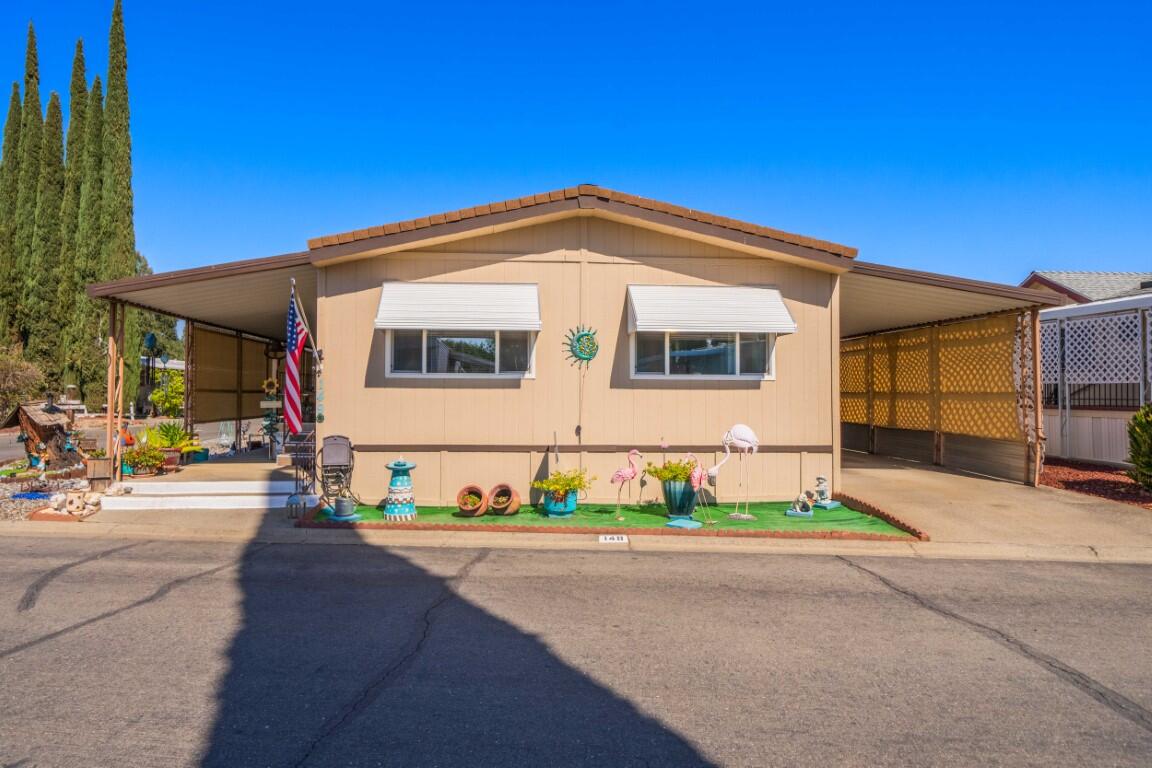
[
  {"x1": 843, "y1": 452, "x2": 1152, "y2": 555},
  {"x1": 1, "y1": 536, "x2": 1150, "y2": 767}
]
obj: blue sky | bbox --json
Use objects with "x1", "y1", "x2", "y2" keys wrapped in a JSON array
[{"x1": 2, "y1": 1, "x2": 1150, "y2": 283}]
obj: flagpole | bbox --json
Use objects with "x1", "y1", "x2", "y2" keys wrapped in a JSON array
[{"x1": 290, "y1": 277, "x2": 318, "y2": 356}]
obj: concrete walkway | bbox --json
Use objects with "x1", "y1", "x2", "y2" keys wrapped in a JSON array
[
  {"x1": 4, "y1": 453, "x2": 1152, "y2": 563},
  {"x1": 841, "y1": 452, "x2": 1152, "y2": 562}
]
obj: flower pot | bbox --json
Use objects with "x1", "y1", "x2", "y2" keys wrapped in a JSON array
[
  {"x1": 488, "y1": 484, "x2": 521, "y2": 516},
  {"x1": 456, "y1": 484, "x2": 488, "y2": 517},
  {"x1": 542, "y1": 490, "x2": 578, "y2": 517},
  {"x1": 161, "y1": 449, "x2": 181, "y2": 470},
  {"x1": 662, "y1": 480, "x2": 698, "y2": 519}
]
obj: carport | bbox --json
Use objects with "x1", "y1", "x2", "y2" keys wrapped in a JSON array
[
  {"x1": 86, "y1": 251, "x2": 318, "y2": 465},
  {"x1": 839, "y1": 262, "x2": 1062, "y2": 485}
]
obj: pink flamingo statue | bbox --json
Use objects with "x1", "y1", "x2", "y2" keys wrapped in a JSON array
[
  {"x1": 684, "y1": 452, "x2": 714, "y2": 525},
  {"x1": 611, "y1": 449, "x2": 643, "y2": 520},
  {"x1": 707, "y1": 424, "x2": 760, "y2": 518}
]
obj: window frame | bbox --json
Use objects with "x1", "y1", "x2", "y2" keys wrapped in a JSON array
[
  {"x1": 384, "y1": 329, "x2": 537, "y2": 379},
  {"x1": 629, "y1": 331, "x2": 777, "y2": 381}
]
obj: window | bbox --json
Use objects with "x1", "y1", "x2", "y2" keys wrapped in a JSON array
[
  {"x1": 631, "y1": 332, "x2": 775, "y2": 378},
  {"x1": 387, "y1": 330, "x2": 535, "y2": 377}
]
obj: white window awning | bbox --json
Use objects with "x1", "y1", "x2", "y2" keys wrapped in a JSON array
[
  {"x1": 374, "y1": 282, "x2": 542, "y2": 331},
  {"x1": 627, "y1": 285, "x2": 797, "y2": 334}
]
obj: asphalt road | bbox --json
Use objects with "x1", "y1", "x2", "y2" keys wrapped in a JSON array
[{"x1": 1, "y1": 535, "x2": 1151, "y2": 767}]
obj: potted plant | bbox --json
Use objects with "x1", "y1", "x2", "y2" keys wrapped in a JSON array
[
  {"x1": 144, "y1": 421, "x2": 193, "y2": 470},
  {"x1": 456, "y1": 484, "x2": 488, "y2": 517},
  {"x1": 84, "y1": 449, "x2": 112, "y2": 481},
  {"x1": 645, "y1": 459, "x2": 699, "y2": 519},
  {"x1": 532, "y1": 467, "x2": 595, "y2": 517},
  {"x1": 124, "y1": 444, "x2": 165, "y2": 476},
  {"x1": 488, "y1": 483, "x2": 521, "y2": 516}
]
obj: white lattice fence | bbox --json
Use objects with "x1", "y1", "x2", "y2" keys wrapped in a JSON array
[{"x1": 1062, "y1": 312, "x2": 1143, "y2": 385}]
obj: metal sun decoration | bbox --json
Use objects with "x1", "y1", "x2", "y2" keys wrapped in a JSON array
[{"x1": 564, "y1": 326, "x2": 599, "y2": 367}]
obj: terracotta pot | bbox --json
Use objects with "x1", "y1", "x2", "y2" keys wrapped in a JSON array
[
  {"x1": 456, "y1": 484, "x2": 488, "y2": 517},
  {"x1": 487, "y1": 484, "x2": 521, "y2": 516}
]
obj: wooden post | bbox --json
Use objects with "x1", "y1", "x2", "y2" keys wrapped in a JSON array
[
  {"x1": 929, "y1": 325, "x2": 943, "y2": 466},
  {"x1": 105, "y1": 302, "x2": 118, "y2": 457},
  {"x1": 235, "y1": 331, "x2": 243, "y2": 452},
  {"x1": 183, "y1": 320, "x2": 193, "y2": 433},
  {"x1": 114, "y1": 308, "x2": 126, "y2": 482},
  {"x1": 1030, "y1": 308, "x2": 1044, "y2": 487}
]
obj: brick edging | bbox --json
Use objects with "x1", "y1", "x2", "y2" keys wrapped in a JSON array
[
  {"x1": 296, "y1": 503, "x2": 924, "y2": 542},
  {"x1": 834, "y1": 493, "x2": 930, "y2": 541}
]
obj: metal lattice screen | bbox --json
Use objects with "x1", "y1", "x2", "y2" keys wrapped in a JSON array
[{"x1": 840, "y1": 313, "x2": 1033, "y2": 442}]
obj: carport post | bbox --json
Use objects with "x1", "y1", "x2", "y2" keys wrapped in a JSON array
[{"x1": 104, "y1": 302, "x2": 119, "y2": 457}]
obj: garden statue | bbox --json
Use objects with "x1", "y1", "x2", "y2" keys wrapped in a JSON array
[
  {"x1": 610, "y1": 449, "x2": 642, "y2": 521},
  {"x1": 812, "y1": 475, "x2": 842, "y2": 509},
  {"x1": 708, "y1": 424, "x2": 760, "y2": 520},
  {"x1": 786, "y1": 490, "x2": 815, "y2": 518}
]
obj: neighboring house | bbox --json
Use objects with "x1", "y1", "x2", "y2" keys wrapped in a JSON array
[
  {"x1": 1020, "y1": 271, "x2": 1152, "y2": 304},
  {"x1": 1039, "y1": 293, "x2": 1152, "y2": 465},
  {"x1": 87, "y1": 186, "x2": 1059, "y2": 502}
]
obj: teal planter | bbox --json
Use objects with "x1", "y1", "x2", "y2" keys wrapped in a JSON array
[
  {"x1": 542, "y1": 490, "x2": 578, "y2": 517},
  {"x1": 662, "y1": 480, "x2": 698, "y2": 519}
]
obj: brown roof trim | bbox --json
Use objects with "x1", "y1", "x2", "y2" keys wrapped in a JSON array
[
  {"x1": 850, "y1": 261, "x2": 1065, "y2": 306},
  {"x1": 1018, "y1": 272, "x2": 1083, "y2": 304},
  {"x1": 306, "y1": 184, "x2": 858, "y2": 262},
  {"x1": 86, "y1": 250, "x2": 311, "y2": 298}
]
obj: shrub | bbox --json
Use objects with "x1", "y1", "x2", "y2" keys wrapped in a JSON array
[
  {"x1": 0, "y1": 345, "x2": 44, "y2": 413},
  {"x1": 149, "y1": 370, "x2": 184, "y2": 417},
  {"x1": 644, "y1": 459, "x2": 697, "y2": 483},
  {"x1": 1128, "y1": 405, "x2": 1152, "y2": 492},
  {"x1": 124, "y1": 444, "x2": 165, "y2": 472},
  {"x1": 145, "y1": 421, "x2": 192, "y2": 449},
  {"x1": 532, "y1": 467, "x2": 596, "y2": 500}
]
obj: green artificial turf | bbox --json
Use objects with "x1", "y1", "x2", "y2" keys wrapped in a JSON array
[{"x1": 313, "y1": 500, "x2": 911, "y2": 537}]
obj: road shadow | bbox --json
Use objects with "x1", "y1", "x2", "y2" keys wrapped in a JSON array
[{"x1": 200, "y1": 503, "x2": 714, "y2": 767}]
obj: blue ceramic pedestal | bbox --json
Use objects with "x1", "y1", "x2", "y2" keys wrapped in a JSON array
[{"x1": 382, "y1": 458, "x2": 418, "y2": 520}]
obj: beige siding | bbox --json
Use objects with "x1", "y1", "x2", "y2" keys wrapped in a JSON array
[{"x1": 318, "y1": 216, "x2": 838, "y2": 504}]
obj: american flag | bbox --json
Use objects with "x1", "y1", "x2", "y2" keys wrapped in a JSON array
[{"x1": 284, "y1": 283, "x2": 309, "y2": 434}]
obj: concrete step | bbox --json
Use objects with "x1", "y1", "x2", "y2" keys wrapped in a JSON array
[
  {"x1": 118, "y1": 481, "x2": 298, "y2": 496},
  {"x1": 101, "y1": 493, "x2": 318, "y2": 511}
]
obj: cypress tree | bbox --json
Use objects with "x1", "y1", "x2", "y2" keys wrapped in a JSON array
[
  {"x1": 10, "y1": 24, "x2": 42, "y2": 343},
  {"x1": 101, "y1": 0, "x2": 141, "y2": 401},
  {"x1": 0, "y1": 83, "x2": 21, "y2": 335},
  {"x1": 24, "y1": 93, "x2": 64, "y2": 367},
  {"x1": 63, "y1": 77, "x2": 103, "y2": 399},
  {"x1": 23, "y1": 93, "x2": 63, "y2": 368},
  {"x1": 55, "y1": 40, "x2": 86, "y2": 372}
]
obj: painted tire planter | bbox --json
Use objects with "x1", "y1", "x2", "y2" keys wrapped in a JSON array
[
  {"x1": 662, "y1": 480, "x2": 699, "y2": 519},
  {"x1": 542, "y1": 490, "x2": 578, "y2": 517},
  {"x1": 488, "y1": 484, "x2": 521, "y2": 516},
  {"x1": 456, "y1": 484, "x2": 488, "y2": 517}
]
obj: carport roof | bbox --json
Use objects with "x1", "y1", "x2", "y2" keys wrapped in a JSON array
[
  {"x1": 841, "y1": 262, "x2": 1062, "y2": 337},
  {"x1": 86, "y1": 250, "x2": 316, "y2": 341}
]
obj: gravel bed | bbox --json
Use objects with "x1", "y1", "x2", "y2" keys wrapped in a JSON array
[
  {"x1": 1040, "y1": 458, "x2": 1152, "y2": 510},
  {"x1": 0, "y1": 476, "x2": 90, "y2": 521}
]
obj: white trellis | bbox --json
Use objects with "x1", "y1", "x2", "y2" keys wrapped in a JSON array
[
  {"x1": 1062, "y1": 312, "x2": 1143, "y2": 384},
  {"x1": 1040, "y1": 294, "x2": 1152, "y2": 464}
]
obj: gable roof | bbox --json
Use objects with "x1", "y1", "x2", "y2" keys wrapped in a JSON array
[
  {"x1": 306, "y1": 184, "x2": 858, "y2": 268},
  {"x1": 1020, "y1": 271, "x2": 1152, "y2": 303}
]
